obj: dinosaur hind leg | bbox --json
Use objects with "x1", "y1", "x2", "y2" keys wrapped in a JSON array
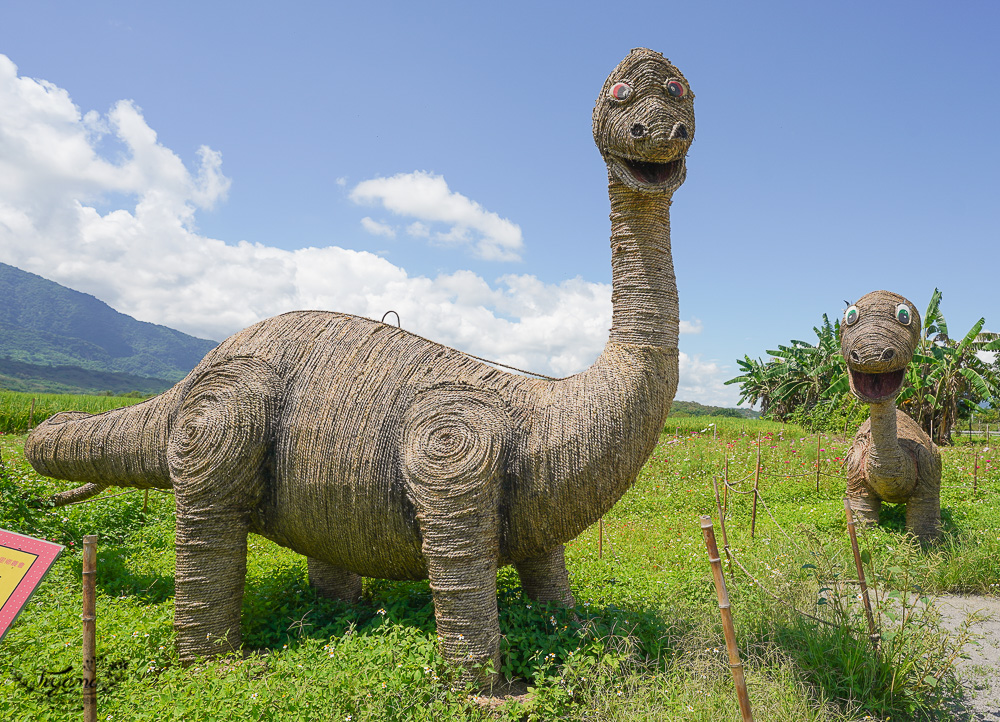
[
  {"x1": 515, "y1": 545, "x2": 575, "y2": 607},
  {"x1": 307, "y1": 557, "x2": 363, "y2": 603},
  {"x1": 168, "y1": 359, "x2": 283, "y2": 664}
]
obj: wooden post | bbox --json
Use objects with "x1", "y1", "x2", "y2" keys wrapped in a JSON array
[
  {"x1": 750, "y1": 432, "x2": 761, "y2": 539},
  {"x1": 816, "y1": 433, "x2": 822, "y2": 493},
  {"x1": 28, "y1": 397, "x2": 36, "y2": 430},
  {"x1": 701, "y1": 517, "x2": 753, "y2": 722},
  {"x1": 598, "y1": 518, "x2": 603, "y2": 559},
  {"x1": 723, "y1": 452, "x2": 729, "y2": 519},
  {"x1": 843, "y1": 500, "x2": 879, "y2": 651},
  {"x1": 142, "y1": 489, "x2": 149, "y2": 515},
  {"x1": 82, "y1": 534, "x2": 98, "y2": 722},
  {"x1": 711, "y1": 475, "x2": 733, "y2": 578},
  {"x1": 973, "y1": 446, "x2": 979, "y2": 494}
]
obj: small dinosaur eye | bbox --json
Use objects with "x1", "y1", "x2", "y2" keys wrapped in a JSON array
[
  {"x1": 609, "y1": 82, "x2": 632, "y2": 101},
  {"x1": 845, "y1": 305, "x2": 859, "y2": 326},
  {"x1": 895, "y1": 303, "x2": 912, "y2": 325},
  {"x1": 666, "y1": 80, "x2": 687, "y2": 98}
]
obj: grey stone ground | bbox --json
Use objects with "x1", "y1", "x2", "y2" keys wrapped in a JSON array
[{"x1": 937, "y1": 595, "x2": 1000, "y2": 721}]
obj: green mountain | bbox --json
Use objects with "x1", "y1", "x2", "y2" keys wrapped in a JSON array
[
  {"x1": 0, "y1": 262, "x2": 217, "y2": 391},
  {"x1": 667, "y1": 399, "x2": 759, "y2": 419}
]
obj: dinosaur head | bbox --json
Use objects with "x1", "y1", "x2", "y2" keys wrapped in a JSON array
[
  {"x1": 593, "y1": 48, "x2": 695, "y2": 194},
  {"x1": 841, "y1": 290, "x2": 921, "y2": 404}
]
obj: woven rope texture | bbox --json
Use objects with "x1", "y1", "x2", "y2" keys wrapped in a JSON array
[
  {"x1": 24, "y1": 47, "x2": 693, "y2": 685},
  {"x1": 842, "y1": 290, "x2": 942, "y2": 541}
]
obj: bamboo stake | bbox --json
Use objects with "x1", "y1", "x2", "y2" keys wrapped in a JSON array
[
  {"x1": 973, "y1": 446, "x2": 979, "y2": 494},
  {"x1": 598, "y1": 518, "x2": 603, "y2": 559},
  {"x1": 711, "y1": 475, "x2": 733, "y2": 578},
  {"x1": 28, "y1": 397, "x2": 36, "y2": 430},
  {"x1": 723, "y1": 452, "x2": 729, "y2": 519},
  {"x1": 82, "y1": 534, "x2": 98, "y2": 722},
  {"x1": 815, "y1": 433, "x2": 822, "y2": 493},
  {"x1": 843, "y1": 500, "x2": 879, "y2": 650},
  {"x1": 700, "y1": 516, "x2": 753, "y2": 722},
  {"x1": 142, "y1": 489, "x2": 149, "y2": 515},
  {"x1": 750, "y1": 432, "x2": 761, "y2": 539}
]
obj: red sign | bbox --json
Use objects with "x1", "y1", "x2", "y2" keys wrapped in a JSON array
[{"x1": 0, "y1": 528, "x2": 63, "y2": 641}]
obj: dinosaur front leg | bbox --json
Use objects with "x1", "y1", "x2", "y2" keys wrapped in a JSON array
[
  {"x1": 167, "y1": 359, "x2": 282, "y2": 664},
  {"x1": 402, "y1": 388, "x2": 510, "y2": 687},
  {"x1": 846, "y1": 464, "x2": 881, "y2": 527},
  {"x1": 905, "y1": 488, "x2": 941, "y2": 544},
  {"x1": 307, "y1": 557, "x2": 363, "y2": 603},
  {"x1": 515, "y1": 545, "x2": 575, "y2": 607},
  {"x1": 848, "y1": 490, "x2": 881, "y2": 527}
]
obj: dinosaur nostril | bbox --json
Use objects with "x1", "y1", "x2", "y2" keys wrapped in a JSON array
[
  {"x1": 630, "y1": 123, "x2": 645, "y2": 138},
  {"x1": 881, "y1": 348, "x2": 895, "y2": 361},
  {"x1": 673, "y1": 123, "x2": 688, "y2": 140},
  {"x1": 850, "y1": 351, "x2": 860, "y2": 363}
]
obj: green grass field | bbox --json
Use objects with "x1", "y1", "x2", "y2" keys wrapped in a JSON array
[
  {"x1": 0, "y1": 390, "x2": 142, "y2": 434},
  {"x1": 0, "y1": 406, "x2": 997, "y2": 720}
]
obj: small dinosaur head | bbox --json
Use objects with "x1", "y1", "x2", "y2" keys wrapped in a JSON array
[
  {"x1": 593, "y1": 48, "x2": 695, "y2": 194},
  {"x1": 841, "y1": 290, "x2": 921, "y2": 404}
]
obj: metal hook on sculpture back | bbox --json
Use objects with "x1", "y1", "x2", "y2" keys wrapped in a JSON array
[{"x1": 381, "y1": 310, "x2": 401, "y2": 328}]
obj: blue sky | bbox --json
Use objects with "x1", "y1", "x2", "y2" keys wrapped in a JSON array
[{"x1": 0, "y1": 1, "x2": 997, "y2": 406}]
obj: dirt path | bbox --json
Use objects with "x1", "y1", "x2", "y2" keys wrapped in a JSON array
[{"x1": 937, "y1": 595, "x2": 1000, "y2": 720}]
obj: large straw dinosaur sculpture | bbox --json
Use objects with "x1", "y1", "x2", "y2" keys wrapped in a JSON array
[
  {"x1": 25, "y1": 48, "x2": 694, "y2": 683},
  {"x1": 843, "y1": 290, "x2": 941, "y2": 542}
]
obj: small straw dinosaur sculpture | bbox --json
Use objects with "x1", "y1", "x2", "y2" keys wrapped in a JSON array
[
  {"x1": 843, "y1": 290, "x2": 942, "y2": 542},
  {"x1": 24, "y1": 48, "x2": 695, "y2": 684}
]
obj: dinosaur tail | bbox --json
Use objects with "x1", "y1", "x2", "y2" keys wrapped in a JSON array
[{"x1": 24, "y1": 389, "x2": 179, "y2": 493}]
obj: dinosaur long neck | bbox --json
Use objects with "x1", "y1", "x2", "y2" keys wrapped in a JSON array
[
  {"x1": 506, "y1": 176, "x2": 680, "y2": 558},
  {"x1": 866, "y1": 400, "x2": 915, "y2": 498},
  {"x1": 606, "y1": 178, "x2": 678, "y2": 348}
]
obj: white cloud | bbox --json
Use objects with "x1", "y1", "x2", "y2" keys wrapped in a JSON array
[
  {"x1": 360, "y1": 216, "x2": 396, "y2": 238},
  {"x1": 680, "y1": 318, "x2": 703, "y2": 335},
  {"x1": 349, "y1": 171, "x2": 524, "y2": 261},
  {"x1": 406, "y1": 221, "x2": 430, "y2": 237},
  {"x1": 0, "y1": 53, "x2": 728, "y2": 398},
  {"x1": 675, "y1": 352, "x2": 740, "y2": 407}
]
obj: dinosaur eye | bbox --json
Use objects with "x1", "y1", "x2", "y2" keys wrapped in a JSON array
[
  {"x1": 895, "y1": 303, "x2": 912, "y2": 325},
  {"x1": 666, "y1": 80, "x2": 687, "y2": 98},
  {"x1": 609, "y1": 82, "x2": 632, "y2": 101},
  {"x1": 845, "y1": 305, "x2": 859, "y2": 326}
]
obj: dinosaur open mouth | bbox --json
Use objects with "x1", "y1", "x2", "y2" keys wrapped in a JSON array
[
  {"x1": 849, "y1": 368, "x2": 906, "y2": 403},
  {"x1": 623, "y1": 157, "x2": 683, "y2": 185},
  {"x1": 608, "y1": 154, "x2": 685, "y2": 191}
]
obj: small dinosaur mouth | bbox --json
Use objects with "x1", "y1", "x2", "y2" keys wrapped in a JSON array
[
  {"x1": 608, "y1": 153, "x2": 686, "y2": 192},
  {"x1": 849, "y1": 368, "x2": 906, "y2": 403}
]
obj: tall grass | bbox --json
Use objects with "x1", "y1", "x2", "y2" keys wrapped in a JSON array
[
  {"x1": 0, "y1": 390, "x2": 143, "y2": 434},
  {"x1": 0, "y1": 417, "x2": 995, "y2": 720}
]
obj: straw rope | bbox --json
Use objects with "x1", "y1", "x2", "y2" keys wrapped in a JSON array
[
  {"x1": 842, "y1": 291, "x2": 942, "y2": 542},
  {"x1": 21, "y1": 47, "x2": 694, "y2": 687}
]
